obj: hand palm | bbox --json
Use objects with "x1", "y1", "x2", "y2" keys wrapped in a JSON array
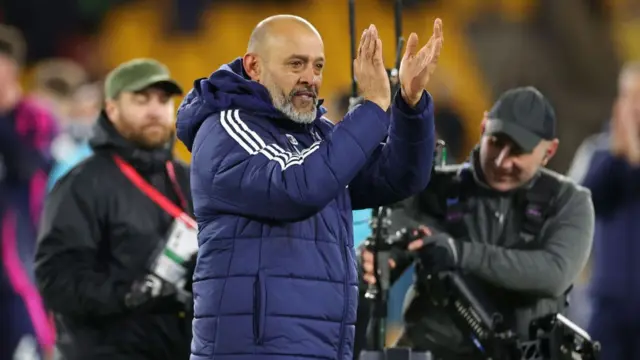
[{"x1": 399, "y1": 19, "x2": 443, "y2": 100}]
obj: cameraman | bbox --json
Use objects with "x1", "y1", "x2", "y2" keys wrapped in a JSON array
[
  {"x1": 34, "y1": 59, "x2": 194, "y2": 360},
  {"x1": 360, "y1": 87, "x2": 594, "y2": 359}
]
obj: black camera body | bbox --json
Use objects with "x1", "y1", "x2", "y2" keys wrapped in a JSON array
[
  {"x1": 422, "y1": 270, "x2": 521, "y2": 360},
  {"x1": 377, "y1": 226, "x2": 601, "y2": 360},
  {"x1": 521, "y1": 313, "x2": 601, "y2": 360}
]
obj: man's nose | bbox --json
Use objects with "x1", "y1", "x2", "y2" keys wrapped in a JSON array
[
  {"x1": 148, "y1": 101, "x2": 167, "y2": 118},
  {"x1": 299, "y1": 66, "x2": 318, "y2": 85},
  {"x1": 495, "y1": 146, "x2": 513, "y2": 169}
]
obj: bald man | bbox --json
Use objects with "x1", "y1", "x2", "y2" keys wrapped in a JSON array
[{"x1": 177, "y1": 15, "x2": 444, "y2": 360}]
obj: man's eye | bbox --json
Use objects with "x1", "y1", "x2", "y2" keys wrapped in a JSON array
[
  {"x1": 135, "y1": 96, "x2": 148, "y2": 104},
  {"x1": 290, "y1": 61, "x2": 303, "y2": 68}
]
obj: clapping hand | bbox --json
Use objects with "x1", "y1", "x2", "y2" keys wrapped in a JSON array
[
  {"x1": 611, "y1": 98, "x2": 640, "y2": 165},
  {"x1": 353, "y1": 24, "x2": 391, "y2": 111},
  {"x1": 399, "y1": 18, "x2": 444, "y2": 107}
]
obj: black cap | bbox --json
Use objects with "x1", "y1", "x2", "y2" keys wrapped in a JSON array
[{"x1": 484, "y1": 86, "x2": 556, "y2": 152}]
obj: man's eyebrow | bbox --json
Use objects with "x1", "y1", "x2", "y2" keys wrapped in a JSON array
[{"x1": 286, "y1": 54, "x2": 325, "y2": 62}]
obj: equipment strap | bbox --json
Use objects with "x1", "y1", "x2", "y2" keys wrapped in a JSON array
[{"x1": 113, "y1": 155, "x2": 195, "y2": 229}]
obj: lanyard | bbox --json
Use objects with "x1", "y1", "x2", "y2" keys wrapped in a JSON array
[{"x1": 113, "y1": 155, "x2": 196, "y2": 228}]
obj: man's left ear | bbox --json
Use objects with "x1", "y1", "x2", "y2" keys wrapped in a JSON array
[
  {"x1": 542, "y1": 139, "x2": 559, "y2": 165},
  {"x1": 480, "y1": 111, "x2": 488, "y2": 134}
]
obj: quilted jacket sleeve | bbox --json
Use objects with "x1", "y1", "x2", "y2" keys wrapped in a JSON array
[
  {"x1": 349, "y1": 91, "x2": 436, "y2": 209},
  {"x1": 191, "y1": 102, "x2": 390, "y2": 221}
]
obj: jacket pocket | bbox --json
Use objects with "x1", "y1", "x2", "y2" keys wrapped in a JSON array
[{"x1": 253, "y1": 271, "x2": 266, "y2": 344}]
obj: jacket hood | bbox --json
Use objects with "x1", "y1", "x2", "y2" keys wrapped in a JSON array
[
  {"x1": 89, "y1": 112, "x2": 174, "y2": 171},
  {"x1": 176, "y1": 57, "x2": 327, "y2": 151}
]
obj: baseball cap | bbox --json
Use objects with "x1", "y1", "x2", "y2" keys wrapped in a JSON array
[
  {"x1": 484, "y1": 86, "x2": 556, "y2": 152},
  {"x1": 104, "y1": 58, "x2": 183, "y2": 99}
]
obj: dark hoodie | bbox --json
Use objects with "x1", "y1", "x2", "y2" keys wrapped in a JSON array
[
  {"x1": 175, "y1": 58, "x2": 436, "y2": 360},
  {"x1": 35, "y1": 113, "x2": 193, "y2": 360}
]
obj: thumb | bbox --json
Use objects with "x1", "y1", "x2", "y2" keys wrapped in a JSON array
[
  {"x1": 407, "y1": 238, "x2": 424, "y2": 251},
  {"x1": 353, "y1": 59, "x2": 359, "y2": 81},
  {"x1": 403, "y1": 33, "x2": 419, "y2": 59}
]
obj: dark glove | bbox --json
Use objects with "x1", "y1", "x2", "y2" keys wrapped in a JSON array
[
  {"x1": 124, "y1": 274, "x2": 181, "y2": 310},
  {"x1": 124, "y1": 274, "x2": 175, "y2": 309},
  {"x1": 417, "y1": 233, "x2": 460, "y2": 273}
]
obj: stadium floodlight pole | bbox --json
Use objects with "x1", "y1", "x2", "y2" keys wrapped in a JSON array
[
  {"x1": 390, "y1": 0, "x2": 405, "y2": 97},
  {"x1": 352, "y1": 0, "x2": 407, "y2": 352},
  {"x1": 349, "y1": 0, "x2": 358, "y2": 101}
]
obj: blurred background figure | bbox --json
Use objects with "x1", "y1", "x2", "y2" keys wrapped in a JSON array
[
  {"x1": 1, "y1": 0, "x2": 640, "y2": 355},
  {"x1": 570, "y1": 62, "x2": 640, "y2": 360},
  {"x1": 48, "y1": 82, "x2": 101, "y2": 189},
  {"x1": 0, "y1": 24, "x2": 57, "y2": 360},
  {"x1": 29, "y1": 58, "x2": 88, "y2": 121}
]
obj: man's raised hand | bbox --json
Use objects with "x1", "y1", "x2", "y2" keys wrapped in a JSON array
[
  {"x1": 399, "y1": 18, "x2": 444, "y2": 107},
  {"x1": 354, "y1": 24, "x2": 391, "y2": 111}
]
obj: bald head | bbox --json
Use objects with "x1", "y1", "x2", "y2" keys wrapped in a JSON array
[
  {"x1": 247, "y1": 15, "x2": 322, "y2": 55},
  {"x1": 242, "y1": 15, "x2": 325, "y2": 124}
]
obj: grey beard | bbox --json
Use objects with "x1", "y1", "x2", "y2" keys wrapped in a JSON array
[
  {"x1": 269, "y1": 88, "x2": 318, "y2": 124},
  {"x1": 275, "y1": 100, "x2": 318, "y2": 124}
]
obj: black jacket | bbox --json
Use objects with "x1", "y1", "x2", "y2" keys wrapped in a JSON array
[{"x1": 35, "y1": 114, "x2": 194, "y2": 360}]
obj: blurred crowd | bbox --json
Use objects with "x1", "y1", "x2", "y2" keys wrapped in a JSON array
[
  {"x1": 0, "y1": 23, "x2": 102, "y2": 358},
  {"x1": 1, "y1": 0, "x2": 640, "y2": 359}
]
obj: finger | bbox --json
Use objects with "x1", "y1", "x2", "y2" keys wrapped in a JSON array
[
  {"x1": 362, "y1": 28, "x2": 372, "y2": 59},
  {"x1": 366, "y1": 25, "x2": 376, "y2": 59},
  {"x1": 417, "y1": 225, "x2": 432, "y2": 236},
  {"x1": 430, "y1": 38, "x2": 443, "y2": 65},
  {"x1": 408, "y1": 239, "x2": 424, "y2": 251},
  {"x1": 357, "y1": 29, "x2": 368, "y2": 59},
  {"x1": 389, "y1": 258, "x2": 396, "y2": 269},
  {"x1": 362, "y1": 250, "x2": 373, "y2": 263},
  {"x1": 353, "y1": 59, "x2": 358, "y2": 81},
  {"x1": 373, "y1": 38, "x2": 384, "y2": 65},
  {"x1": 433, "y1": 18, "x2": 443, "y2": 40},
  {"x1": 363, "y1": 261, "x2": 373, "y2": 274},
  {"x1": 359, "y1": 29, "x2": 366, "y2": 52},
  {"x1": 371, "y1": 24, "x2": 379, "y2": 40},
  {"x1": 403, "y1": 32, "x2": 419, "y2": 59},
  {"x1": 363, "y1": 274, "x2": 376, "y2": 285}
]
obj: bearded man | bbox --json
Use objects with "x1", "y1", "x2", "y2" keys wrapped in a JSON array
[
  {"x1": 176, "y1": 14, "x2": 443, "y2": 360},
  {"x1": 35, "y1": 59, "x2": 195, "y2": 360}
]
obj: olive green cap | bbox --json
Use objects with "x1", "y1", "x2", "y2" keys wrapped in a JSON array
[{"x1": 104, "y1": 58, "x2": 183, "y2": 99}]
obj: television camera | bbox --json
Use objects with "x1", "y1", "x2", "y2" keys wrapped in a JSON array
[{"x1": 360, "y1": 225, "x2": 602, "y2": 360}]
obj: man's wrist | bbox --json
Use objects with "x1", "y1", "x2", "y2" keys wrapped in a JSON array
[
  {"x1": 400, "y1": 87, "x2": 421, "y2": 108},
  {"x1": 363, "y1": 98, "x2": 390, "y2": 111}
]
